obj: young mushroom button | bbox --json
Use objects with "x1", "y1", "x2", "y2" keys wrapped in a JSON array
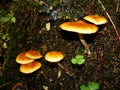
[{"x1": 60, "y1": 20, "x2": 98, "y2": 54}]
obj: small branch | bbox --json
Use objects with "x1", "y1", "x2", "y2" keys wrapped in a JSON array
[
  {"x1": 116, "y1": 1, "x2": 119, "y2": 12},
  {"x1": 98, "y1": 0, "x2": 120, "y2": 43},
  {"x1": 0, "y1": 81, "x2": 12, "y2": 88},
  {"x1": 57, "y1": 63, "x2": 74, "y2": 77}
]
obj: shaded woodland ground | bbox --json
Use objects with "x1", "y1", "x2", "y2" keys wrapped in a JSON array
[{"x1": 0, "y1": 0, "x2": 120, "y2": 90}]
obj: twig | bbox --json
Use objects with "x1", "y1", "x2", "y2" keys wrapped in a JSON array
[
  {"x1": 0, "y1": 81, "x2": 12, "y2": 88},
  {"x1": 116, "y1": 1, "x2": 119, "y2": 12},
  {"x1": 98, "y1": 0, "x2": 120, "y2": 43},
  {"x1": 57, "y1": 63, "x2": 74, "y2": 77}
]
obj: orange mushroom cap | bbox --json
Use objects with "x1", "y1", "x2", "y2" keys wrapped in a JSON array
[
  {"x1": 84, "y1": 15, "x2": 108, "y2": 25},
  {"x1": 45, "y1": 51, "x2": 64, "y2": 62},
  {"x1": 25, "y1": 49, "x2": 42, "y2": 59},
  {"x1": 16, "y1": 52, "x2": 35, "y2": 64},
  {"x1": 20, "y1": 61, "x2": 42, "y2": 74},
  {"x1": 60, "y1": 20, "x2": 98, "y2": 34}
]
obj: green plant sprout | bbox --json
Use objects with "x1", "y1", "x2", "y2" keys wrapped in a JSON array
[
  {"x1": 0, "y1": 10, "x2": 16, "y2": 23},
  {"x1": 0, "y1": 10, "x2": 16, "y2": 49},
  {"x1": 80, "y1": 81, "x2": 100, "y2": 90},
  {"x1": 71, "y1": 54, "x2": 85, "y2": 65}
]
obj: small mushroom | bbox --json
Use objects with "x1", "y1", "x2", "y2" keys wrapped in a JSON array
[
  {"x1": 45, "y1": 51, "x2": 74, "y2": 76},
  {"x1": 16, "y1": 52, "x2": 35, "y2": 64},
  {"x1": 45, "y1": 51, "x2": 65, "y2": 69},
  {"x1": 25, "y1": 49, "x2": 42, "y2": 59},
  {"x1": 60, "y1": 20, "x2": 98, "y2": 54},
  {"x1": 45, "y1": 51, "x2": 64, "y2": 62},
  {"x1": 20, "y1": 61, "x2": 42, "y2": 74},
  {"x1": 83, "y1": 14, "x2": 108, "y2": 25}
]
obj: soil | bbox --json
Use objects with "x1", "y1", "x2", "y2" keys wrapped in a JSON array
[{"x1": 0, "y1": 0, "x2": 120, "y2": 90}]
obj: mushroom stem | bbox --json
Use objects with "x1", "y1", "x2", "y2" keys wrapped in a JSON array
[{"x1": 78, "y1": 33, "x2": 91, "y2": 54}]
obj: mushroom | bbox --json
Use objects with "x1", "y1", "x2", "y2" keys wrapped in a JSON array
[
  {"x1": 20, "y1": 61, "x2": 42, "y2": 74},
  {"x1": 45, "y1": 51, "x2": 65, "y2": 69},
  {"x1": 25, "y1": 49, "x2": 42, "y2": 59},
  {"x1": 16, "y1": 52, "x2": 35, "y2": 64},
  {"x1": 60, "y1": 20, "x2": 98, "y2": 54},
  {"x1": 45, "y1": 51, "x2": 73, "y2": 76},
  {"x1": 83, "y1": 14, "x2": 108, "y2": 25},
  {"x1": 16, "y1": 49, "x2": 42, "y2": 74},
  {"x1": 45, "y1": 51, "x2": 64, "y2": 62}
]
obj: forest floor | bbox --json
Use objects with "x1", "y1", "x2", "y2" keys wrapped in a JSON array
[{"x1": 0, "y1": 0, "x2": 120, "y2": 90}]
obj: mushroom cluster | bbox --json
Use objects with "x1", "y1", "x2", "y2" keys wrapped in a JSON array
[
  {"x1": 16, "y1": 49, "x2": 42, "y2": 74},
  {"x1": 60, "y1": 14, "x2": 108, "y2": 54},
  {"x1": 16, "y1": 50, "x2": 65, "y2": 74}
]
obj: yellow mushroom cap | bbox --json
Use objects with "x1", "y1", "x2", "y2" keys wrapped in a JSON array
[
  {"x1": 20, "y1": 61, "x2": 42, "y2": 74},
  {"x1": 16, "y1": 52, "x2": 35, "y2": 64},
  {"x1": 45, "y1": 51, "x2": 64, "y2": 62},
  {"x1": 25, "y1": 49, "x2": 42, "y2": 59},
  {"x1": 84, "y1": 15, "x2": 108, "y2": 25},
  {"x1": 60, "y1": 20, "x2": 98, "y2": 34}
]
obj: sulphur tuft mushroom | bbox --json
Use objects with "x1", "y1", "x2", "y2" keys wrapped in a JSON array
[
  {"x1": 83, "y1": 14, "x2": 108, "y2": 25},
  {"x1": 60, "y1": 20, "x2": 98, "y2": 54}
]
